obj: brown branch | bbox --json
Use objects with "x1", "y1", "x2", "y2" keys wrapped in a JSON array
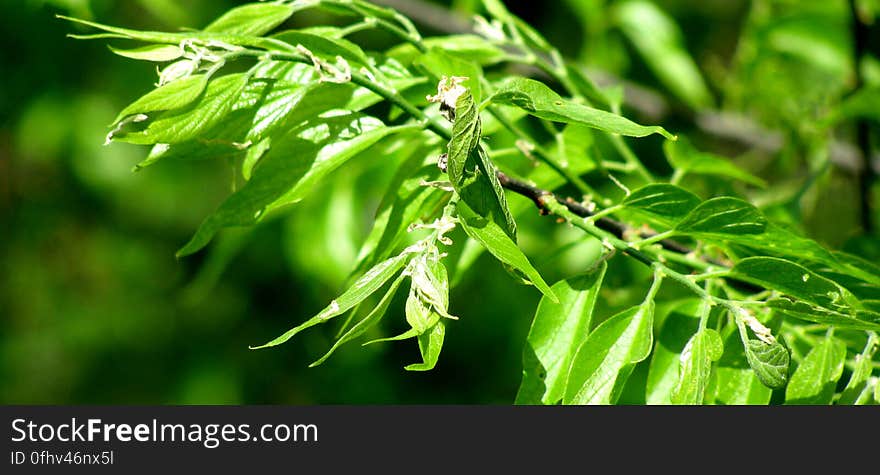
[{"x1": 496, "y1": 171, "x2": 695, "y2": 256}]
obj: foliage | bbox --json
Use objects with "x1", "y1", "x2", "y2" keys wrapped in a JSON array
[{"x1": 45, "y1": 0, "x2": 880, "y2": 405}]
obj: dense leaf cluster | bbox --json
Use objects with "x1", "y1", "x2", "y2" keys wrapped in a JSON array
[{"x1": 66, "y1": 0, "x2": 880, "y2": 404}]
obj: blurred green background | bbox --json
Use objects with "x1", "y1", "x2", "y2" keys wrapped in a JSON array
[{"x1": 2, "y1": 0, "x2": 878, "y2": 404}]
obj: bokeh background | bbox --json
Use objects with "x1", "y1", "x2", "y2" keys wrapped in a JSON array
[{"x1": 2, "y1": 0, "x2": 878, "y2": 404}]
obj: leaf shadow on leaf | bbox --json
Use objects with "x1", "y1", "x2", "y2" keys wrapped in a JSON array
[{"x1": 785, "y1": 381, "x2": 839, "y2": 405}]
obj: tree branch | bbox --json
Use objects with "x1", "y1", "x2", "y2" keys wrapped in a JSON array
[{"x1": 496, "y1": 171, "x2": 699, "y2": 260}]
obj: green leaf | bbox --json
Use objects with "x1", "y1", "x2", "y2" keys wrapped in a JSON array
[
  {"x1": 457, "y1": 201, "x2": 556, "y2": 302},
  {"x1": 875, "y1": 374, "x2": 880, "y2": 403},
  {"x1": 447, "y1": 90, "x2": 517, "y2": 239},
  {"x1": 108, "y1": 44, "x2": 183, "y2": 62},
  {"x1": 670, "y1": 328, "x2": 723, "y2": 404},
  {"x1": 273, "y1": 30, "x2": 373, "y2": 71},
  {"x1": 410, "y1": 255, "x2": 454, "y2": 320},
  {"x1": 264, "y1": 122, "x2": 420, "y2": 214},
  {"x1": 245, "y1": 81, "x2": 313, "y2": 142},
  {"x1": 405, "y1": 285, "x2": 441, "y2": 335},
  {"x1": 204, "y1": 3, "x2": 295, "y2": 36},
  {"x1": 363, "y1": 328, "x2": 419, "y2": 346},
  {"x1": 622, "y1": 184, "x2": 701, "y2": 227},
  {"x1": 564, "y1": 299, "x2": 655, "y2": 404},
  {"x1": 713, "y1": 331, "x2": 773, "y2": 405},
  {"x1": 837, "y1": 334, "x2": 878, "y2": 405},
  {"x1": 516, "y1": 262, "x2": 608, "y2": 405},
  {"x1": 60, "y1": 15, "x2": 292, "y2": 52},
  {"x1": 422, "y1": 35, "x2": 508, "y2": 65},
  {"x1": 831, "y1": 251, "x2": 880, "y2": 287},
  {"x1": 829, "y1": 87, "x2": 880, "y2": 124},
  {"x1": 251, "y1": 251, "x2": 410, "y2": 349},
  {"x1": 646, "y1": 300, "x2": 701, "y2": 404},
  {"x1": 416, "y1": 48, "x2": 484, "y2": 104},
  {"x1": 112, "y1": 74, "x2": 208, "y2": 125},
  {"x1": 743, "y1": 338, "x2": 790, "y2": 390},
  {"x1": 405, "y1": 320, "x2": 446, "y2": 372},
  {"x1": 731, "y1": 257, "x2": 861, "y2": 314},
  {"x1": 674, "y1": 197, "x2": 767, "y2": 238},
  {"x1": 767, "y1": 298, "x2": 880, "y2": 331},
  {"x1": 177, "y1": 115, "x2": 410, "y2": 257},
  {"x1": 349, "y1": 153, "x2": 445, "y2": 280},
  {"x1": 613, "y1": 0, "x2": 713, "y2": 109},
  {"x1": 664, "y1": 138, "x2": 766, "y2": 187},
  {"x1": 489, "y1": 77, "x2": 674, "y2": 139},
  {"x1": 723, "y1": 224, "x2": 859, "y2": 280},
  {"x1": 309, "y1": 275, "x2": 407, "y2": 367},
  {"x1": 116, "y1": 73, "x2": 248, "y2": 145},
  {"x1": 132, "y1": 79, "x2": 321, "y2": 169},
  {"x1": 785, "y1": 333, "x2": 846, "y2": 404}
]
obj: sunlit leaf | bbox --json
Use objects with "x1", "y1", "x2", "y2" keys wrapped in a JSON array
[
  {"x1": 646, "y1": 300, "x2": 701, "y2": 404},
  {"x1": 564, "y1": 298, "x2": 655, "y2": 404},
  {"x1": 837, "y1": 333, "x2": 878, "y2": 405},
  {"x1": 732, "y1": 257, "x2": 862, "y2": 314},
  {"x1": 405, "y1": 320, "x2": 446, "y2": 371},
  {"x1": 489, "y1": 77, "x2": 674, "y2": 139},
  {"x1": 664, "y1": 138, "x2": 765, "y2": 187},
  {"x1": 675, "y1": 197, "x2": 767, "y2": 238},
  {"x1": 112, "y1": 74, "x2": 207, "y2": 125},
  {"x1": 273, "y1": 30, "x2": 373, "y2": 72},
  {"x1": 767, "y1": 298, "x2": 880, "y2": 331},
  {"x1": 447, "y1": 90, "x2": 516, "y2": 239},
  {"x1": 623, "y1": 184, "x2": 700, "y2": 227},
  {"x1": 743, "y1": 338, "x2": 790, "y2": 390},
  {"x1": 108, "y1": 44, "x2": 183, "y2": 62},
  {"x1": 671, "y1": 328, "x2": 723, "y2": 404},
  {"x1": 178, "y1": 115, "x2": 410, "y2": 256},
  {"x1": 713, "y1": 331, "x2": 773, "y2": 405},
  {"x1": 205, "y1": 3, "x2": 294, "y2": 36},
  {"x1": 309, "y1": 275, "x2": 407, "y2": 367},
  {"x1": 251, "y1": 251, "x2": 410, "y2": 349},
  {"x1": 785, "y1": 333, "x2": 846, "y2": 404},
  {"x1": 115, "y1": 73, "x2": 248, "y2": 145},
  {"x1": 516, "y1": 262, "x2": 607, "y2": 405},
  {"x1": 416, "y1": 48, "x2": 484, "y2": 103},
  {"x1": 457, "y1": 201, "x2": 556, "y2": 302}
]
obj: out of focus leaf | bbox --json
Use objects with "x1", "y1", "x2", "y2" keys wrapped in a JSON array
[
  {"x1": 664, "y1": 138, "x2": 766, "y2": 187},
  {"x1": 613, "y1": 0, "x2": 713, "y2": 109}
]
